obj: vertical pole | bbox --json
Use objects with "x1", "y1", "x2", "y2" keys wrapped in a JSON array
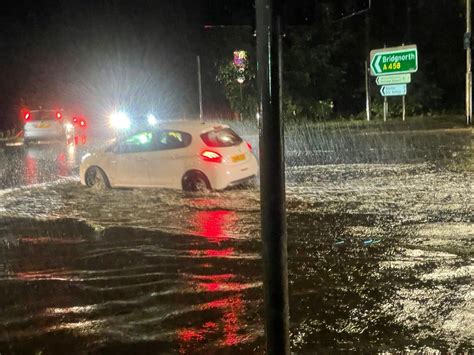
[
  {"x1": 383, "y1": 43, "x2": 387, "y2": 122},
  {"x1": 365, "y1": 60, "x2": 371, "y2": 121},
  {"x1": 365, "y1": 0, "x2": 371, "y2": 121},
  {"x1": 240, "y1": 84, "x2": 243, "y2": 122},
  {"x1": 402, "y1": 95, "x2": 406, "y2": 121},
  {"x1": 470, "y1": 72, "x2": 473, "y2": 125},
  {"x1": 256, "y1": 0, "x2": 290, "y2": 354},
  {"x1": 467, "y1": 0, "x2": 472, "y2": 125},
  {"x1": 197, "y1": 56, "x2": 203, "y2": 122}
]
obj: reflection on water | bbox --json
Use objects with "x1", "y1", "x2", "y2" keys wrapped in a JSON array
[
  {"x1": 0, "y1": 135, "x2": 93, "y2": 188},
  {"x1": 0, "y1": 201, "x2": 264, "y2": 354},
  {"x1": 17, "y1": 143, "x2": 78, "y2": 186},
  {"x1": 26, "y1": 144, "x2": 77, "y2": 184},
  {"x1": 190, "y1": 210, "x2": 237, "y2": 242},
  {"x1": 178, "y1": 209, "x2": 252, "y2": 352},
  {"x1": 178, "y1": 276, "x2": 248, "y2": 352},
  {"x1": 24, "y1": 152, "x2": 37, "y2": 185},
  {"x1": 0, "y1": 128, "x2": 472, "y2": 353}
]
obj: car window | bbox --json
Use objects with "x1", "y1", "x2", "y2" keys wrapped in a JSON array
[
  {"x1": 155, "y1": 130, "x2": 192, "y2": 150},
  {"x1": 29, "y1": 111, "x2": 57, "y2": 121},
  {"x1": 201, "y1": 128, "x2": 242, "y2": 147},
  {"x1": 115, "y1": 131, "x2": 154, "y2": 154}
]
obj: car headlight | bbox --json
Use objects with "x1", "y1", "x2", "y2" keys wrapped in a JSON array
[
  {"x1": 147, "y1": 114, "x2": 157, "y2": 126},
  {"x1": 110, "y1": 112, "x2": 130, "y2": 129}
]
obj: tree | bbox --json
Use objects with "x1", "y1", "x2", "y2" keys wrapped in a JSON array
[{"x1": 216, "y1": 52, "x2": 257, "y2": 120}]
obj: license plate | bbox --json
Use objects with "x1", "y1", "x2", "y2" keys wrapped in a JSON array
[
  {"x1": 36, "y1": 123, "x2": 50, "y2": 128},
  {"x1": 231, "y1": 153, "x2": 246, "y2": 162}
]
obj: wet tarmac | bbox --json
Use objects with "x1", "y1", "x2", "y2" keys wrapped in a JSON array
[{"x1": 0, "y1": 127, "x2": 472, "y2": 353}]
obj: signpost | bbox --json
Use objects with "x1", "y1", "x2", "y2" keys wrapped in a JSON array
[
  {"x1": 371, "y1": 44, "x2": 418, "y2": 121},
  {"x1": 370, "y1": 45, "x2": 418, "y2": 76},
  {"x1": 380, "y1": 84, "x2": 407, "y2": 97},
  {"x1": 376, "y1": 73, "x2": 411, "y2": 85}
]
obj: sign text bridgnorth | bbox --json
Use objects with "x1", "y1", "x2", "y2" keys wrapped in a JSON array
[{"x1": 370, "y1": 45, "x2": 418, "y2": 76}]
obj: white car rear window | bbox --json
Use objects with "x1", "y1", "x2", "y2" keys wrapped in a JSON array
[
  {"x1": 201, "y1": 128, "x2": 242, "y2": 148},
  {"x1": 29, "y1": 111, "x2": 57, "y2": 121}
]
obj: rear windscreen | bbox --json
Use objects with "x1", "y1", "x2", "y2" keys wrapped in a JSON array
[
  {"x1": 30, "y1": 111, "x2": 57, "y2": 120},
  {"x1": 201, "y1": 128, "x2": 243, "y2": 147}
]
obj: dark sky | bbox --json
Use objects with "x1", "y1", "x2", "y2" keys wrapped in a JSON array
[
  {"x1": 1, "y1": 0, "x2": 211, "y2": 127},
  {"x1": 0, "y1": 0, "x2": 468, "y2": 129}
]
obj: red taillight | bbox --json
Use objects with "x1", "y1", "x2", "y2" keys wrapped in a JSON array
[
  {"x1": 246, "y1": 142, "x2": 252, "y2": 151},
  {"x1": 72, "y1": 117, "x2": 78, "y2": 124},
  {"x1": 201, "y1": 150, "x2": 222, "y2": 163},
  {"x1": 56, "y1": 112, "x2": 62, "y2": 120},
  {"x1": 24, "y1": 112, "x2": 30, "y2": 121},
  {"x1": 79, "y1": 119, "x2": 86, "y2": 128}
]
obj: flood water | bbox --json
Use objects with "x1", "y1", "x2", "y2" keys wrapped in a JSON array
[{"x1": 0, "y1": 124, "x2": 472, "y2": 353}]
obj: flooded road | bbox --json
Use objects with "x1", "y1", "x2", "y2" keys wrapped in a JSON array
[{"x1": 0, "y1": 126, "x2": 472, "y2": 353}]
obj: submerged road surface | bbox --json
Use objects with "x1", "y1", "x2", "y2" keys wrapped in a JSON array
[{"x1": 0, "y1": 127, "x2": 472, "y2": 353}]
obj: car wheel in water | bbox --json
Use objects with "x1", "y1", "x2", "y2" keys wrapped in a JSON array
[
  {"x1": 85, "y1": 166, "x2": 110, "y2": 189},
  {"x1": 182, "y1": 171, "x2": 211, "y2": 192}
]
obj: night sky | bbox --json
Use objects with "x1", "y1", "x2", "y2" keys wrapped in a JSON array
[{"x1": 0, "y1": 0, "x2": 467, "y2": 130}]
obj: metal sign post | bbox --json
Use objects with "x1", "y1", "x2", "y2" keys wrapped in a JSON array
[
  {"x1": 365, "y1": 60, "x2": 371, "y2": 121},
  {"x1": 402, "y1": 95, "x2": 406, "y2": 121},
  {"x1": 372, "y1": 45, "x2": 418, "y2": 122},
  {"x1": 197, "y1": 56, "x2": 203, "y2": 122},
  {"x1": 256, "y1": 0, "x2": 290, "y2": 353}
]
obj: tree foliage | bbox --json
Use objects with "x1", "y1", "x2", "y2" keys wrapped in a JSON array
[{"x1": 216, "y1": 55, "x2": 257, "y2": 120}]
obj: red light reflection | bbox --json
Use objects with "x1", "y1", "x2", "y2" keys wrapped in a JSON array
[
  {"x1": 178, "y1": 274, "x2": 247, "y2": 351},
  {"x1": 70, "y1": 134, "x2": 87, "y2": 146},
  {"x1": 178, "y1": 207, "x2": 248, "y2": 351},
  {"x1": 178, "y1": 294, "x2": 246, "y2": 351},
  {"x1": 190, "y1": 209, "x2": 238, "y2": 243},
  {"x1": 57, "y1": 152, "x2": 67, "y2": 177},
  {"x1": 25, "y1": 153, "x2": 37, "y2": 184},
  {"x1": 188, "y1": 248, "x2": 234, "y2": 258}
]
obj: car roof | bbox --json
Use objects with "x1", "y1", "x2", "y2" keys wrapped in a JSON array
[{"x1": 155, "y1": 120, "x2": 230, "y2": 134}]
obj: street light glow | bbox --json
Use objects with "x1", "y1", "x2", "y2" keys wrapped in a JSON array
[
  {"x1": 110, "y1": 111, "x2": 130, "y2": 129},
  {"x1": 147, "y1": 114, "x2": 157, "y2": 126}
]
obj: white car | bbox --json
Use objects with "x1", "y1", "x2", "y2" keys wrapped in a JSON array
[
  {"x1": 23, "y1": 109, "x2": 73, "y2": 144},
  {"x1": 80, "y1": 121, "x2": 258, "y2": 191}
]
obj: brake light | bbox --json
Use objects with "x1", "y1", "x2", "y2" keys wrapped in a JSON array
[
  {"x1": 56, "y1": 112, "x2": 62, "y2": 120},
  {"x1": 24, "y1": 112, "x2": 30, "y2": 121},
  {"x1": 79, "y1": 119, "x2": 86, "y2": 128},
  {"x1": 72, "y1": 117, "x2": 78, "y2": 124},
  {"x1": 246, "y1": 142, "x2": 252, "y2": 151},
  {"x1": 201, "y1": 150, "x2": 222, "y2": 163}
]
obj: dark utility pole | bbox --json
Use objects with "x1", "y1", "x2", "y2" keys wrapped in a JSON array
[
  {"x1": 466, "y1": 0, "x2": 472, "y2": 125},
  {"x1": 197, "y1": 56, "x2": 203, "y2": 122},
  {"x1": 256, "y1": 0, "x2": 290, "y2": 354},
  {"x1": 365, "y1": 0, "x2": 371, "y2": 121}
]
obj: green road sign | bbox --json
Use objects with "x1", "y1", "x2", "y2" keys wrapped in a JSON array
[
  {"x1": 376, "y1": 73, "x2": 411, "y2": 85},
  {"x1": 370, "y1": 45, "x2": 418, "y2": 76},
  {"x1": 380, "y1": 84, "x2": 407, "y2": 97}
]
